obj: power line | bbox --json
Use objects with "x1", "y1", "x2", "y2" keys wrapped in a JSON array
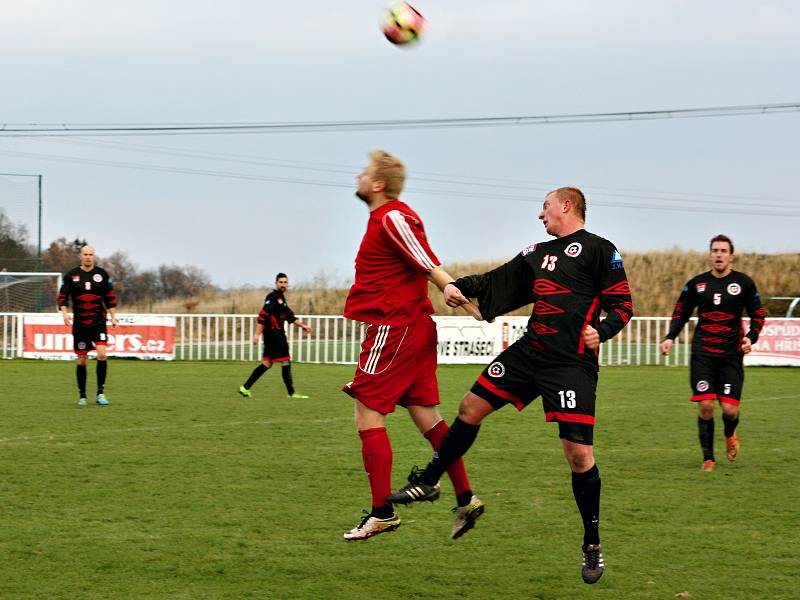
[
  {"x1": 0, "y1": 147, "x2": 797, "y2": 218},
  {"x1": 35, "y1": 136, "x2": 800, "y2": 209},
  {"x1": 1, "y1": 102, "x2": 798, "y2": 137}
]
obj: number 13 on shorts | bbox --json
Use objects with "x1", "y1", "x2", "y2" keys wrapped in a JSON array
[{"x1": 559, "y1": 390, "x2": 577, "y2": 409}]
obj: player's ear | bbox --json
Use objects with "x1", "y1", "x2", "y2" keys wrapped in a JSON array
[{"x1": 373, "y1": 179, "x2": 387, "y2": 193}]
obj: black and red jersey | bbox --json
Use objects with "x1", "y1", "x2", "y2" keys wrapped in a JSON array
[
  {"x1": 57, "y1": 266, "x2": 117, "y2": 328},
  {"x1": 454, "y1": 229, "x2": 634, "y2": 370},
  {"x1": 665, "y1": 270, "x2": 765, "y2": 356},
  {"x1": 257, "y1": 289, "x2": 297, "y2": 331}
]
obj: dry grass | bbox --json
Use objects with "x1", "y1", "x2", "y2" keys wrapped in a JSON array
[{"x1": 126, "y1": 251, "x2": 800, "y2": 317}]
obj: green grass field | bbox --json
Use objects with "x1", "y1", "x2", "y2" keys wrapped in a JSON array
[{"x1": 1, "y1": 361, "x2": 797, "y2": 599}]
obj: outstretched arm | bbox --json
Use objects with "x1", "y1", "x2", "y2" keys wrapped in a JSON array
[{"x1": 427, "y1": 266, "x2": 482, "y2": 320}]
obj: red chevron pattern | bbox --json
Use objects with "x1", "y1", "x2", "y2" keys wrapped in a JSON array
[
  {"x1": 533, "y1": 300, "x2": 566, "y2": 315},
  {"x1": 533, "y1": 279, "x2": 571, "y2": 296},
  {"x1": 700, "y1": 324, "x2": 732, "y2": 333},
  {"x1": 699, "y1": 311, "x2": 734, "y2": 322},
  {"x1": 76, "y1": 293, "x2": 101, "y2": 301},
  {"x1": 601, "y1": 281, "x2": 631, "y2": 295},
  {"x1": 531, "y1": 322, "x2": 558, "y2": 335}
]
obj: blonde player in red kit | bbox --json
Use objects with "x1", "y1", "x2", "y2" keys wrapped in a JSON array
[{"x1": 341, "y1": 150, "x2": 484, "y2": 541}]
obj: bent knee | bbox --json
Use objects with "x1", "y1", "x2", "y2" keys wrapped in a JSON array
[{"x1": 457, "y1": 393, "x2": 493, "y2": 424}]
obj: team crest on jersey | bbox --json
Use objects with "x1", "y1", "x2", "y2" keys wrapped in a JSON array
[
  {"x1": 564, "y1": 242, "x2": 582, "y2": 258},
  {"x1": 72, "y1": 275, "x2": 80, "y2": 282},
  {"x1": 521, "y1": 243, "x2": 537, "y2": 256},
  {"x1": 92, "y1": 274, "x2": 103, "y2": 282},
  {"x1": 696, "y1": 380, "x2": 709, "y2": 392},
  {"x1": 487, "y1": 362, "x2": 506, "y2": 378},
  {"x1": 278, "y1": 298, "x2": 284, "y2": 304},
  {"x1": 610, "y1": 250, "x2": 624, "y2": 270},
  {"x1": 696, "y1": 283, "x2": 707, "y2": 293},
  {"x1": 77, "y1": 342, "x2": 86, "y2": 350},
  {"x1": 727, "y1": 283, "x2": 741, "y2": 295}
]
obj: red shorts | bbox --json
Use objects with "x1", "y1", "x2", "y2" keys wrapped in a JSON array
[{"x1": 342, "y1": 317, "x2": 439, "y2": 414}]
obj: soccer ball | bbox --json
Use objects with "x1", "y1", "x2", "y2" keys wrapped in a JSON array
[{"x1": 382, "y1": 2, "x2": 425, "y2": 46}]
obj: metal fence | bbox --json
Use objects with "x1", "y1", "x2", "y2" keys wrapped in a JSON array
[{"x1": 1, "y1": 312, "x2": 696, "y2": 366}]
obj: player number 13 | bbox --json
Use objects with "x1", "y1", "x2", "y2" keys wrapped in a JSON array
[
  {"x1": 559, "y1": 390, "x2": 576, "y2": 409},
  {"x1": 541, "y1": 254, "x2": 558, "y2": 271}
]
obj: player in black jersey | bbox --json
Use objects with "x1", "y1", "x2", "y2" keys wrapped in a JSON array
[
  {"x1": 238, "y1": 273, "x2": 313, "y2": 399},
  {"x1": 660, "y1": 235, "x2": 765, "y2": 471},
  {"x1": 57, "y1": 245, "x2": 118, "y2": 406},
  {"x1": 389, "y1": 187, "x2": 633, "y2": 584}
]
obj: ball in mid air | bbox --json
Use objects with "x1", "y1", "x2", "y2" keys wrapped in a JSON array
[{"x1": 382, "y1": 2, "x2": 425, "y2": 46}]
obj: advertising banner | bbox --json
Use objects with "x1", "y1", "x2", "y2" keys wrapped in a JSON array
[
  {"x1": 745, "y1": 318, "x2": 800, "y2": 366},
  {"x1": 433, "y1": 316, "x2": 528, "y2": 365},
  {"x1": 22, "y1": 314, "x2": 176, "y2": 360}
]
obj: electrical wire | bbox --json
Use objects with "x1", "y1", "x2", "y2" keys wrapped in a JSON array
[{"x1": 0, "y1": 102, "x2": 797, "y2": 137}]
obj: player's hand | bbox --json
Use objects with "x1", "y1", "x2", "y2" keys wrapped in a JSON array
[
  {"x1": 443, "y1": 283, "x2": 468, "y2": 308},
  {"x1": 302, "y1": 324, "x2": 313, "y2": 335},
  {"x1": 62, "y1": 313, "x2": 72, "y2": 327},
  {"x1": 110, "y1": 315, "x2": 118, "y2": 329},
  {"x1": 741, "y1": 337, "x2": 752, "y2": 354},
  {"x1": 583, "y1": 325, "x2": 600, "y2": 351},
  {"x1": 660, "y1": 339, "x2": 673, "y2": 355},
  {"x1": 251, "y1": 334, "x2": 260, "y2": 344}
]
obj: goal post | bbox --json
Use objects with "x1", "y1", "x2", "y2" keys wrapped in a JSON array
[{"x1": 0, "y1": 272, "x2": 63, "y2": 313}]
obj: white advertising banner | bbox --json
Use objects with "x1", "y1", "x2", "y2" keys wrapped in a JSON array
[
  {"x1": 745, "y1": 318, "x2": 800, "y2": 366},
  {"x1": 22, "y1": 314, "x2": 176, "y2": 360},
  {"x1": 433, "y1": 316, "x2": 528, "y2": 365}
]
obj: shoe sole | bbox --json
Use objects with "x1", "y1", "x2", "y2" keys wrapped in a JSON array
[
  {"x1": 452, "y1": 504, "x2": 485, "y2": 539},
  {"x1": 343, "y1": 521, "x2": 401, "y2": 541}
]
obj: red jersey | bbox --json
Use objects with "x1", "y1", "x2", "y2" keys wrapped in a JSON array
[{"x1": 344, "y1": 199, "x2": 440, "y2": 326}]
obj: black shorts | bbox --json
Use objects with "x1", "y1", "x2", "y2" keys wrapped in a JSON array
[
  {"x1": 689, "y1": 353, "x2": 744, "y2": 406},
  {"x1": 262, "y1": 329, "x2": 290, "y2": 362},
  {"x1": 471, "y1": 338, "x2": 598, "y2": 445},
  {"x1": 73, "y1": 323, "x2": 108, "y2": 355}
]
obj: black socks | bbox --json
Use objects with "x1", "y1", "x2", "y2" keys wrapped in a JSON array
[
  {"x1": 722, "y1": 413, "x2": 739, "y2": 438},
  {"x1": 420, "y1": 417, "x2": 481, "y2": 486},
  {"x1": 572, "y1": 464, "x2": 601, "y2": 547},
  {"x1": 96, "y1": 360, "x2": 107, "y2": 393},
  {"x1": 76, "y1": 364, "x2": 87, "y2": 397},
  {"x1": 281, "y1": 364, "x2": 294, "y2": 395},
  {"x1": 698, "y1": 417, "x2": 715, "y2": 461},
  {"x1": 244, "y1": 364, "x2": 269, "y2": 389}
]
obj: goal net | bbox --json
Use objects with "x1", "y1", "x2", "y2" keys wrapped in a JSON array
[{"x1": 0, "y1": 272, "x2": 62, "y2": 313}]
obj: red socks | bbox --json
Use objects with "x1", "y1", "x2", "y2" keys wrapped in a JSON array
[{"x1": 359, "y1": 427, "x2": 393, "y2": 508}]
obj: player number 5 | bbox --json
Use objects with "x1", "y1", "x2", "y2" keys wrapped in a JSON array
[{"x1": 558, "y1": 390, "x2": 576, "y2": 409}]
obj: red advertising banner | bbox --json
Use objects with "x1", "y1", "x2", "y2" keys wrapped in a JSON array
[
  {"x1": 745, "y1": 318, "x2": 800, "y2": 366},
  {"x1": 23, "y1": 314, "x2": 176, "y2": 360}
]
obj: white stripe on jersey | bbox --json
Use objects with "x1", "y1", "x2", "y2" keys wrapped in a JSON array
[
  {"x1": 384, "y1": 210, "x2": 437, "y2": 271},
  {"x1": 363, "y1": 325, "x2": 390, "y2": 374}
]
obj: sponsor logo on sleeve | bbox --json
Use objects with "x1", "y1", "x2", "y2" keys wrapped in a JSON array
[
  {"x1": 521, "y1": 244, "x2": 537, "y2": 256},
  {"x1": 565, "y1": 242, "x2": 582, "y2": 257},
  {"x1": 696, "y1": 380, "x2": 709, "y2": 392},
  {"x1": 487, "y1": 362, "x2": 506, "y2": 378},
  {"x1": 610, "y1": 250, "x2": 624, "y2": 270},
  {"x1": 727, "y1": 283, "x2": 741, "y2": 295},
  {"x1": 696, "y1": 283, "x2": 707, "y2": 293}
]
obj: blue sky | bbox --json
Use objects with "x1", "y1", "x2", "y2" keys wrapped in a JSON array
[{"x1": 1, "y1": 0, "x2": 798, "y2": 287}]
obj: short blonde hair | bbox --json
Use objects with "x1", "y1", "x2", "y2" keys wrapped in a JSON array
[
  {"x1": 369, "y1": 150, "x2": 406, "y2": 198},
  {"x1": 551, "y1": 187, "x2": 586, "y2": 221}
]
